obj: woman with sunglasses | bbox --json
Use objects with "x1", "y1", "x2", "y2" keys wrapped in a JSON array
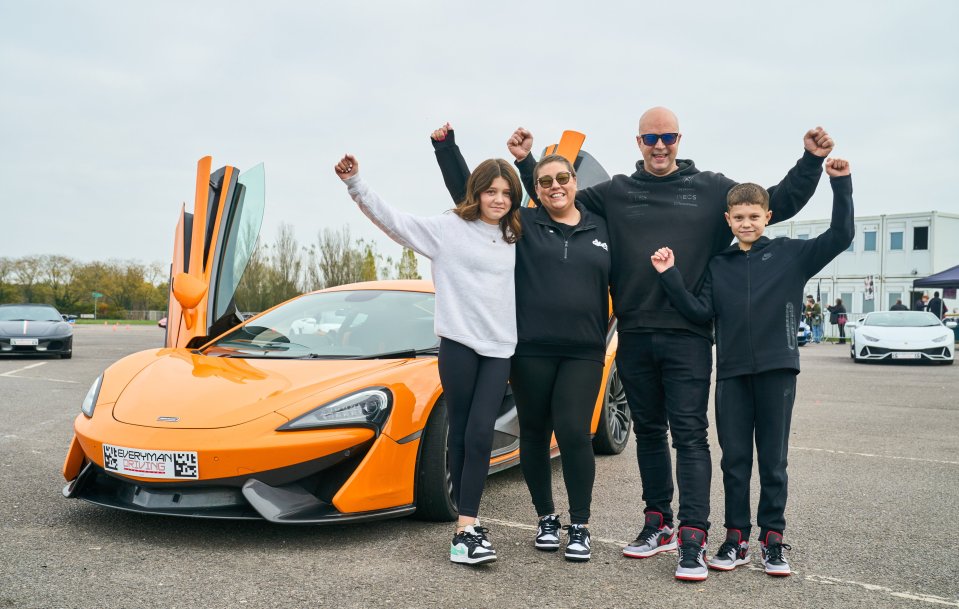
[
  {"x1": 335, "y1": 152, "x2": 522, "y2": 566},
  {"x1": 430, "y1": 124, "x2": 611, "y2": 562}
]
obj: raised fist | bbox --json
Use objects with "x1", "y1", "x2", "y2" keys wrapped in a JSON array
[
  {"x1": 334, "y1": 154, "x2": 359, "y2": 180},
  {"x1": 825, "y1": 157, "x2": 850, "y2": 177},
  {"x1": 804, "y1": 126, "x2": 834, "y2": 157},
  {"x1": 507, "y1": 127, "x2": 533, "y2": 161},
  {"x1": 431, "y1": 122, "x2": 451, "y2": 142}
]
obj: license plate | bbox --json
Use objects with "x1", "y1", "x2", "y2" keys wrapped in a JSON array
[
  {"x1": 11, "y1": 338, "x2": 38, "y2": 346},
  {"x1": 102, "y1": 444, "x2": 199, "y2": 479},
  {"x1": 891, "y1": 352, "x2": 921, "y2": 359}
]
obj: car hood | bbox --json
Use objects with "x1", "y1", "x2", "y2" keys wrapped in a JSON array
[
  {"x1": 0, "y1": 320, "x2": 71, "y2": 337},
  {"x1": 111, "y1": 351, "x2": 412, "y2": 429},
  {"x1": 859, "y1": 325, "x2": 952, "y2": 342}
]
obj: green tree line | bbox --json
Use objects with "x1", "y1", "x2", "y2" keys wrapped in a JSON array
[{"x1": 1, "y1": 224, "x2": 421, "y2": 317}]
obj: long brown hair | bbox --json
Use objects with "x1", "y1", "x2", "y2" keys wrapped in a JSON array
[{"x1": 453, "y1": 158, "x2": 522, "y2": 243}]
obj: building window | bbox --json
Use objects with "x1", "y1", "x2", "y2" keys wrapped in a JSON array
[
  {"x1": 863, "y1": 298, "x2": 875, "y2": 314},
  {"x1": 890, "y1": 231, "x2": 903, "y2": 250},
  {"x1": 914, "y1": 226, "x2": 929, "y2": 250},
  {"x1": 888, "y1": 292, "x2": 902, "y2": 309},
  {"x1": 864, "y1": 231, "x2": 877, "y2": 251},
  {"x1": 797, "y1": 233, "x2": 809, "y2": 240},
  {"x1": 841, "y1": 292, "x2": 853, "y2": 310},
  {"x1": 845, "y1": 240, "x2": 854, "y2": 252}
]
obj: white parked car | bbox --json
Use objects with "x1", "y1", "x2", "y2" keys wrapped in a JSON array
[{"x1": 847, "y1": 311, "x2": 956, "y2": 364}]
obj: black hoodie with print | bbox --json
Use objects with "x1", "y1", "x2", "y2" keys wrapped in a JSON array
[{"x1": 516, "y1": 149, "x2": 825, "y2": 340}]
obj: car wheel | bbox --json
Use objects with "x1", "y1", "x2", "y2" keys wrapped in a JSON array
[
  {"x1": 61, "y1": 352, "x2": 72, "y2": 360},
  {"x1": 413, "y1": 397, "x2": 457, "y2": 522},
  {"x1": 592, "y1": 363, "x2": 632, "y2": 455}
]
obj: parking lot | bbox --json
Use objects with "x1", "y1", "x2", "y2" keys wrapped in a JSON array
[{"x1": 1, "y1": 325, "x2": 957, "y2": 609}]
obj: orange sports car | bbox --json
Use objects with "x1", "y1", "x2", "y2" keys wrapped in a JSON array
[{"x1": 62, "y1": 140, "x2": 630, "y2": 524}]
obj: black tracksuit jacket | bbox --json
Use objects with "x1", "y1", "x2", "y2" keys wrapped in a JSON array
[
  {"x1": 433, "y1": 133, "x2": 611, "y2": 362},
  {"x1": 659, "y1": 175, "x2": 854, "y2": 380},
  {"x1": 517, "y1": 150, "x2": 825, "y2": 341}
]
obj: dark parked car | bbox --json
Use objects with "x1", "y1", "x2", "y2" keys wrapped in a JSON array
[{"x1": 0, "y1": 303, "x2": 74, "y2": 358}]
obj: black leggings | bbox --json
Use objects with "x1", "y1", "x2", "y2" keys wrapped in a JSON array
[
  {"x1": 437, "y1": 338, "x2": 511, "y2": 519},
  {"x1": 510, "y1": 356, "x2": 604, "y2": 525}
]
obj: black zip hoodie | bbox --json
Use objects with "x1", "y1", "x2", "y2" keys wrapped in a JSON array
[
  {"x1": 433, "y1": 133, "x2": 610, "y2": 361},
  {"x1": 517, "y1": 149, "x2": 825, "y2": 340},
  {"x1": 658, "y1": 175, "x2": 854, "y2": 379}
]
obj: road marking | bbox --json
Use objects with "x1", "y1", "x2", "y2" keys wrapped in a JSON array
[
  {"x1": 793, "y1": 445, "x2": 959, "y2": 466},
  {"x1": 0, "y1": 362, "x2": 78, "y2": 384},
  {"x1": 482, "y1": 517, "x2": 958, "y2": 606},
  {"x1": 0, "y1": 362, "x2": 47, "y2": 376}
]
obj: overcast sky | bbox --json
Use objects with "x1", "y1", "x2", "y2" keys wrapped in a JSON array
[{"x1": 2, "y1": 1, "x2": 957, "y2": 274}]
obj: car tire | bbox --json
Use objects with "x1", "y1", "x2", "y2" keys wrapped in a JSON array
[
  {"x1": 61, "y1": 352, "x2": 72, "y2": 360},
  {"x1": 592, "y1": 363, "x2": 631, "y2": 455},
  {"x1": 413, "y1": 397, "x2": 457, "y2": 522}
]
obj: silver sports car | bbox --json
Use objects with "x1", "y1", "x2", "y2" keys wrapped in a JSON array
[
  {"x1": 0, "y1": 303, "x2": 74, "y2": 358},
  {"x1": 848, "y1": 311, "x2": 955, "y2": 364}
]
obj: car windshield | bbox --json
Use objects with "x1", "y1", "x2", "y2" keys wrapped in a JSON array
[
  {"x1": 204, "y1": 289, "x2": 438, "y2": 359},
  {"x1": 0, "y1": 305, "x2": 62, "y2": 322},
  {"x1": 863, "y1": 311, "x2": 943, "y2": 327}
]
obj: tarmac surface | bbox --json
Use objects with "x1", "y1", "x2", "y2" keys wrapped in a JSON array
[{"x1": 1, "y1": 325, "x2": 957, "y2": 608}]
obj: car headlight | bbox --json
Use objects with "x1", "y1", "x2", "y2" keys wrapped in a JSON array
[
  {"x1": 81, "y1": 375, "x2": 103, "y2": 418},
  {"x1": 862, "y1": 334, "x2": 880, "y2": 342},
  {"x1": 277, "y1": 388, "x2": 392, "y2": 432},
  {"x1": 932, "y1": 335, "x2": 949, "y2": 343}
]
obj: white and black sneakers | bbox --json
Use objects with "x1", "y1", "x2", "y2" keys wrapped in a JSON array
[
  {"x1": 708, "y1": 528, "x2": 751, "y2": 571},
  {"x1": 674, "y1": 526, "x2": 709, "y2": 581},
  {"x1": 760, "y1": 531, "x2": 792, "y2": 576},
  {"x1": 534, "y1": 514, "x2": 562, "y2": 551},
  {"x1": 450, "y1": 525, "x2": 497, "y2": 565},
  {"x1": 623, "y1": 511, "x2": 677, "y2": 558},
  {"x1": 563, "y1": 524, "x2": 591, "y2": 562}
]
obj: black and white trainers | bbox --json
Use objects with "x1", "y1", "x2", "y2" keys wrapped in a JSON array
[
  {"x1": 450, "y1": 525, "x2": 497, "y2": 565},
  {"x1": 760, "y1": 531, "x2": 792, "y2": 576},
  {"x1": 708, "y1": 529, "x2": 750, "y2": 571},
  {"x1": 674, "y1": 526, "x2": 708, "y2": 581},
  {"x1": 563, "y1": 524, "x2": 591, "y2": 562},
  {"x1": 535, "y1": 514, "x2": 562, "y2": 551},
  {"x1": 623, "y1": 511, "x2": 677, "y2": 558},
  {"x1": 472, "y1": 521, "x2": 493, "y2": 549}
]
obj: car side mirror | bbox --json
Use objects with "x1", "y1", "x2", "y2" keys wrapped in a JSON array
[
  {"x1": 845, "y1": 322, "x2": 857, "y2": 330},
  {"x1": 946, "y1": 320, "x2": 958, "y2": 329},
  {"x1": 172, "y1": 272, "x2": 207, "y2": 310}
]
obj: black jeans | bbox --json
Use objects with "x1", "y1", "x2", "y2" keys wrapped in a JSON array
[
  {"x1": 437, "y1": 338, "x2": 511, "y2": 519},
  {"x1": 511, "y1": 356, "x2": 604, "y2": 525},
  {"x1": 616, "y1": 331, "x2": 712, "y2": 531},
  {"x1": 715, "y1": 369, "x2": 797, "y2": 540}
]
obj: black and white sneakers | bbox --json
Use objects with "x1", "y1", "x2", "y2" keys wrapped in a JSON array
[
  {"x1": 450, "y1": 525, "x2": 497, "y2": 565},
  {"x1": 623, "y1": 511, "x2": 677, "y2": 558},
  {"x1": 708, "y1": 529, "x2": 751, "y2": 571},
  {"x1": 563, "y1": 524, "x2": 591, "y2": 562},
  {"x1": 534, "y1": 514, "x2": 562, "y2": 551},
  {"x1": 674, "y1": 526, "x2": 708, "y2": 581},
  {"x1": 760, "y1": 531, "x2": 792, "y2": 576}
]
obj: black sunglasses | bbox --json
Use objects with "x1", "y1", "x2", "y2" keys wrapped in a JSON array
[
  {"x1": 639, "y1": 133, "x2": 679, "y2": 146},
  {"x1": 536, "y1": 172, "x2": 574, "y2": 188}
]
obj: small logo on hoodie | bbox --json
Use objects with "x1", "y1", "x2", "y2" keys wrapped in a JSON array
[
  {"x1": 762, "y1": 252, "x2": 773, "y2": 261},
  {"x1": 593, "y1": 239, "x2": 608, "y2": 251}
]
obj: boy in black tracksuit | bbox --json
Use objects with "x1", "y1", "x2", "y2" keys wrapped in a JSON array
[{"x1": 650, "y1": 158, "x2": 854, "y2": 576}]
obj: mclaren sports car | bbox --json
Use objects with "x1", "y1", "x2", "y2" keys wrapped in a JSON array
[{"x1": 62, "y1": 138, "x2": 631, "y2": 524}]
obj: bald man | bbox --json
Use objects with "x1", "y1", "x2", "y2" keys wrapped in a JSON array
[{"x1": 508, "y1": 109, "x2": 833, "y2": 581}]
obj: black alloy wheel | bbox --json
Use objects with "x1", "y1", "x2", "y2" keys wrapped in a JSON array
[{"x1": 592, "y1": 363, "x2": 631, "y2": 455}]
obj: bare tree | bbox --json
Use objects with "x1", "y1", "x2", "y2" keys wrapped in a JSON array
[
  {"x1": 395, "y1": 248, "x2": 421, "y2": 280},
  {"x1": 13, "y1": 255, "x2": 44, "y2": 302},
  {"x1": 314, "y1": 225, "x2": 363, "y2": 288}
]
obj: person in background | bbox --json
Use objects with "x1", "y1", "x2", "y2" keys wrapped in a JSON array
[
  {"x1": 804, "y1": 296, "x2": 823, "y2": 343},
  {"x1": 913, "y1": 294, "x2": 926, "y2": 311},
  {"x1": 827, "y1": 298, "x2": 848, "y2": 344},
  {"x1": 890, "y1": 299, "x2": 908, "y2": 311},
  {"x1": 927, "y1": 291, "x2": 946, "y2": 320}
]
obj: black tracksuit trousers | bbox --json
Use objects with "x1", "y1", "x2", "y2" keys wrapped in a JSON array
[
  {"x1": 714, "y1": 368, "x2": 797, "y2": 540},
  {"x1": 437, "y1": 338, "x2": 511, "y2": 519},
  {"x1": 510, "y1": 356, "x2": 604, "y2": 525}
]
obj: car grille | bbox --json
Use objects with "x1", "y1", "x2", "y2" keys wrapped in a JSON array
[{"x1": 865, "y1": 346, "x2": 949, "y2": 356}]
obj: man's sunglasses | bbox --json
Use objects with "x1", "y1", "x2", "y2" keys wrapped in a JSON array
[
  {"x1": 639, "y1": 133, "x2": 679, "y2": 146},
  {"x1": 536, "y1": 172, "x2": 574, "y2": 188}
]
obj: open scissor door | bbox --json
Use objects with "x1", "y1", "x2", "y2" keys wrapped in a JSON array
[{"x1": 164, "y1": 158, "x2": 265, "y2": 348}]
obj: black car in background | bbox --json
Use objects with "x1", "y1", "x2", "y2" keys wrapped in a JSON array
[{"x1": 0, "y1": 303, "x2": 74, "y2": 358}]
